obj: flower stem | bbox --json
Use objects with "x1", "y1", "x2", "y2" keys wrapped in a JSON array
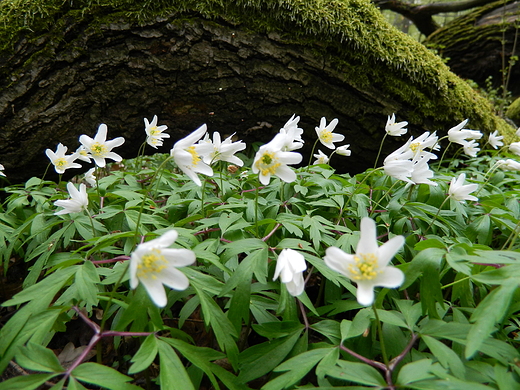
[
  {"x1": 372, "y1": 304, "x2": 389, "y2": 367},
  {"x1": 423, "y1": 196, "x2": 450, "y2": 235},
  {"x1": 374, "y1": 133, "x2": 388, "y2": 169},
  {"x1": 255, "y1": 183, "x2": 260, "y2": 237},
  {"x1": 437, "y1": 140, "x2": 452, "y2": 169},
  {"x1": 307, "y1": 139, "x2": 319, "y2": 168}
]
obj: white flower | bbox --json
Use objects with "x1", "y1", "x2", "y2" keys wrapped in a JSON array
[
  {"x1": 75, "y1": 145, "x2": 92, "y2": 163},
  {"x1": 448, "y1": 173, "x2": 478, "y2": 202},
  {"x1": 516, "y1": 127, "x2": 520, "y2": 137},
  {"x1": 315, "y1": 117, "x2": 344, "y2": 149},
  {"x1": 170, "y1": 124, "x2": 214, "y2": 186},
  {"x1": 408, "y1": 132, "x2": 439, "y2": 159},
  {"x1": 199, "y1": 132, "x2": 246, "y2": 166},
  {"x1": 278, "y1": 114, "x2": 304, "y2": 151},
  {"x1": 497, "y1": 159, "x2": 520, "y2": 171},
  {"x1": 313, "y1": 150, "x2": 329, "y2": 165},
  {"x1": 411, "y1": 157, "x2": 437, "y2": 186},
  {"x1": 385, "y1": 113, "x2": 408, "y2": 136},
  {"x1": 144, "y1": 115, "x2": 170, "y2": 149},
  {"x1": 509, "y1": 142, "x2": 520, "y2": 156},
  {"x1": 54, "y1": 182, "x2": 89, "y2": 215},
  {"x1": 0, "y1": 164, "x2": 5, "y2": 177},
  {"x1": 84, "y1": 168, "x2": 97, "y2": 187},
  {"x1": 273, "y1": 249, "x2": 307, "y2": 296},
  {"x1": 463, "y1": 139, "x2": 480, "y2": 157},
  {"x1": 130, "y1": 230, "x2": 195, "y2": 307},
  {"x1": 383, "y1": 138, "x2": 415, "y2": 183},
  {"x1": 79, "y1": 124, "x2": 125, "y2": 168},
  {"x1": 447, "y1": 119, "x2": 482, "y2": 146},
  {"x1": 335, "y1": 144, "x2": 352, "y2": 156},
  {"x1": 45, "y1": 143, "x2": 82, "y2": 174},
  {"x1": 252, "y1": 134, "x2": 302, "y2": 185},
  {"x1": 324, "y1": 217, "x2": 404, "y2": 306},
  {"x1": 488, "y1": 130, "x2": 504, "y2": 149}
]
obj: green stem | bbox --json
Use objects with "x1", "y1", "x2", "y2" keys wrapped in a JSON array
[
  {"x1": 437, "y1": 140, "x2": 452, "y2": 169},
  {"x1": 86, "y1": 209, "x2": 97, "y2": 237},
  {"x1": 441, "y1": 276, "x2": 470, "y2": 290},
  {"x1": 502, "y1": 219, "x2": 520, "y2": 250},
  {"x1": 307, "y1": 139, "x2": 319, "y2": 169},
  {"x1": 374, "y1": 133, "x2": 388, "y2": 169},
  {"x1": 372, "y1": 304, "x2": 389, "y2": 367},
  {"x1": 423, "y1": 196, "x2": 450, "y2": 235},
  {"x1": 201, "y1": 178, "x2": 207, "y2": 217},
  {"x1": 255, "y1": 183, "x2": 260, "y2": 237}
]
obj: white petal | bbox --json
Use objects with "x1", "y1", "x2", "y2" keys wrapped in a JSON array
[
  {"x1": 94, "y1": 124, "x2": 108, "y2": 143},
  {"x1": 158, "y1": 267, "x2": 190, "y2": 291},
  {"x1": 377, "y1": 235, "x2": 405, "y2": 268},
  {"x1": 162, "y1": 248, "x2": 196, "y2": 267},
  {"x1": 324, "y1": 246, "x2": 355, "y2": 277},
  {"x1": 356, "y1": 283, "x2": 376, "y2": 306},
  {"x1": 140, "y1": 277, "x2": 168, "y2": 307},
  {"x1": 274, "y1": 165, "x2": 296, "y2": 183},
  {"x1": 356, "y1": 217, "x2": 379, "y2": 255},
  {"x1": 374, "y1": 267, "x2": 404, "y2": 289}
]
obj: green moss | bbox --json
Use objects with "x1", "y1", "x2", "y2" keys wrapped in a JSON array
[
  {"x1": 506, "y1": 97, "x2": 520, "y2": 124},
  {"x1": 0, "y1": 0, "x2": 515, "y2": 139}
]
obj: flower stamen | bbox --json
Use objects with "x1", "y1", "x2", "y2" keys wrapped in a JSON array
[{"x1": 348, "y1": 253, "x2": 379, "y2": 281}]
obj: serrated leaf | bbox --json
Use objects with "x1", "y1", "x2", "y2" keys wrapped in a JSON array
[
  {"x1": 157, "y1": 339, "x2": 195, "y2": 390},
  {"x1": 465, "y1": 278, "x2": 519, "y2": 359},
  {"x1": 128, "y1": 334, "x2": 158, "y2": 374},
  {"x1": 326, "y1": 360, "x2": 386, "y2": 386},
  {"x1": 15, "y1": 342, "x2": 64, "y2": 373}
]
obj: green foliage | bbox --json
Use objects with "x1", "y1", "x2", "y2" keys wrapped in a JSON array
[{"x1": 1, "y1": 115, "x2": 520, "y2": 389}]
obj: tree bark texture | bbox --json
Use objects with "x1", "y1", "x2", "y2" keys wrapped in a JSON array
[
  {"x1": 426, "y1": 0, "x2": 520, "y2": 97},
  {"x1": 0, "y1": 1, "x2": 513, "y2": 183}
]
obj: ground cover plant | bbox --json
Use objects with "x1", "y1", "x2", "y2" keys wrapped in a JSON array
[{"x1": 1, "y1": 113, "x2": 520, "y2": 389}]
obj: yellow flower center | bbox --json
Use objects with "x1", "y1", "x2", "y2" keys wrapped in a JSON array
[
  {"x1": 187, "y1": 146, "x2": 200, "y2": 166},
  {"x1": 54, "y1": 158, "x2": 67, "y2": 168},
  {"x1": 91, "y1": 142, "x2": 108, "y2": 157},
  {"x1": 410, "y1": 142, "x2": 421, "y2": 153},
  {"x1": 320, "y1": 130, "x2": 333, "y2": 144},
  {"x1": 255, "y1": 151, "x2": 280, "y2": 176},
  {"x1": 137, "y1": 249, "x2": 167, "y2": 279},
  {"x1": 348, "y1": 253, "x2": 379, "y2": 281},
  {"x1": 149, "y1": 126, "x2": 159, "y2": 135}
]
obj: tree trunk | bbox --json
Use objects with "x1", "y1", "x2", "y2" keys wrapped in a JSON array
[
  {"x1": 0, "y1": 1, "x2": 513, "y2": 183},
  {"x1": 425, "y1": 0, "x2": 520, "y2": 98}
]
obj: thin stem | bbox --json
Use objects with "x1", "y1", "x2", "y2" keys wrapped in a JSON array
[
  {"x1": 437, "y1": 140, "x2": 452, "y2": 169},
  {"x1": 374, "y1": 133, "x2": 388, "y2": 169},
  {"x1": 297, "y1": 298, "x2": 310, "y2": 330},
  {"x1": 372, "y1": 304, "x2": 389, "y2": 367},
  {"x1": 502, "y1": 219, "x2": 520, "y2": 250},
  {"x1": 262, "y1": 223, "x2": 281, "y2": 242},
  {"x1": 338, "y1": 343, "x2": 386, "y2": 371},
  {"x1": 441, "y1": 276, "x2": 470, "y2": 290},
  {"x1": 307, "y1": 139, "x2": 319, "y2": 168},
  {"x1": 201, "y1": 178, "x2": 207, "y2": 217},
  {"x1": 423, "y1": 196, "x2": 450, "y2": 235},
  {"x1": 255, "y1": 183, "x2": 260, "y2": 237},
  {"x1": 85, "y1": 209, "x2": 96, "y2": 237}
]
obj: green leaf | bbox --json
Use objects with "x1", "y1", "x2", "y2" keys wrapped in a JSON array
[
  {"x1": 325, "y1": 360, "x2": 386, "y2": 386},
  {"x1": 128, "y1": 334, "x2": 158, "y2": 374},
  {"x1": 0, "y1": 374, "x2": 58, "y2": 390},
  {"x1": 262, "y1": 348, "x2": 333, "y2": 390},
  {"x1": 15, "y1": 342, "x2": 64, "y2": 373},
  {"x1": 238, "y1": 330, "x2": 302, "y2": 383},
  {"x1": 157, "y1": 339, "x2": 195, "y2": 390},
  {"x1": 71, "y1": 362, "x2": 136, "y2": 389},
  {"x1": 422, "y1": 336, "x2": 465, "y2": 379},
  {"x1": 74, "y1": 261, "x2": 100, "y2": 307},
  {"x1": 420, "y1": 260, "x2": 444, "y2": 319},
  {"x1": 396, "y1": 359, "x2": 435, "y2": 385},
  {"x1": 465, "y1": 278, "x2": 519, "y2": 359}
]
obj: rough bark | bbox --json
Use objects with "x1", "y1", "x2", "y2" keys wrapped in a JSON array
[
  {"x1": 0, "y1": 1, "x2": 513, "y2": 183},
  {"x1": 425, "y1": 0, "x2": 520, "y2": 97}
]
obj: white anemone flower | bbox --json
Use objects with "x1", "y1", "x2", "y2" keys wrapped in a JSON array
[
  {"x1": 252, "y1": 133, "x2": 302, "y2": 185},
  {"x1": 0, "y1": 164, "x2": 5, "y2": 177},
  {"x1": 199, "y1": 132, "x2": 246, "y2": 166},
  {"x1": 385, "y1": 113, "x2": 408, "y2": 136},
  {"x1": 447, "y1": 119, "x2": 482, "y2": 146},
  {"x1": 411, "y1": 157, "x2": 437, "y2": 186},
  {"x1": 383, "y1": 138, "x2": 415, "y2": 183},
  {"x1": 170, "y1": 124, "x2": 214, "y2": 186},
  {"x1": 509, "y1": 142, "x2": 520, "y2": 156},
  {"x1": 75, "y1": 145, "x2": 92, "y2": 163},
  {"x1": 144, "y1": 115, "x2": 169, "y2": 148},
  {"x1": 273, "y1": 249, "x2": 307, "y2": 297},
  {"x1": 313, "y1": 150, "x2": 329, "y2": 165},
  {"x1": 463, "y1": 139, "x2": 480, "y2": 157},
  {"x1": 54, "y1": 182, "x2": 89, "y2": 215},
  {"x1": 315, "y1": 117, "x2": 344, "y2": 149},
  {"x1": 488, "y1": 130, "x2": 504, "y2": 149},
  {"x1": 84, "y1": 167, "x2": 97, "y2": 187},
  {"x1": 45, "y1": 143, "x2": 82, "y2": 174},
  {"x1": 130, "y1": 230, "x2": 195, "y2": 307},
  {"x1": 335, "y1": 144, "x2": 352, "y2": 156},
  {"x1": 448, "y1": 173, "x2": 478, "y2": 202},
  {"x1": 324, "y1": 217, "x2": 405, "y2": 306},
  {"x1": 497, "y1": 159, "x2": 520, "y2": 171},
  {"x1": 79, "y1": 124, "x2": 125, "y2": 168},
  {"x1": 279, "y1": 114, "x2": 304, "y2": 151},
  {"x1": 408, "y1": 132, "x2": 439, "y2": 159}
]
